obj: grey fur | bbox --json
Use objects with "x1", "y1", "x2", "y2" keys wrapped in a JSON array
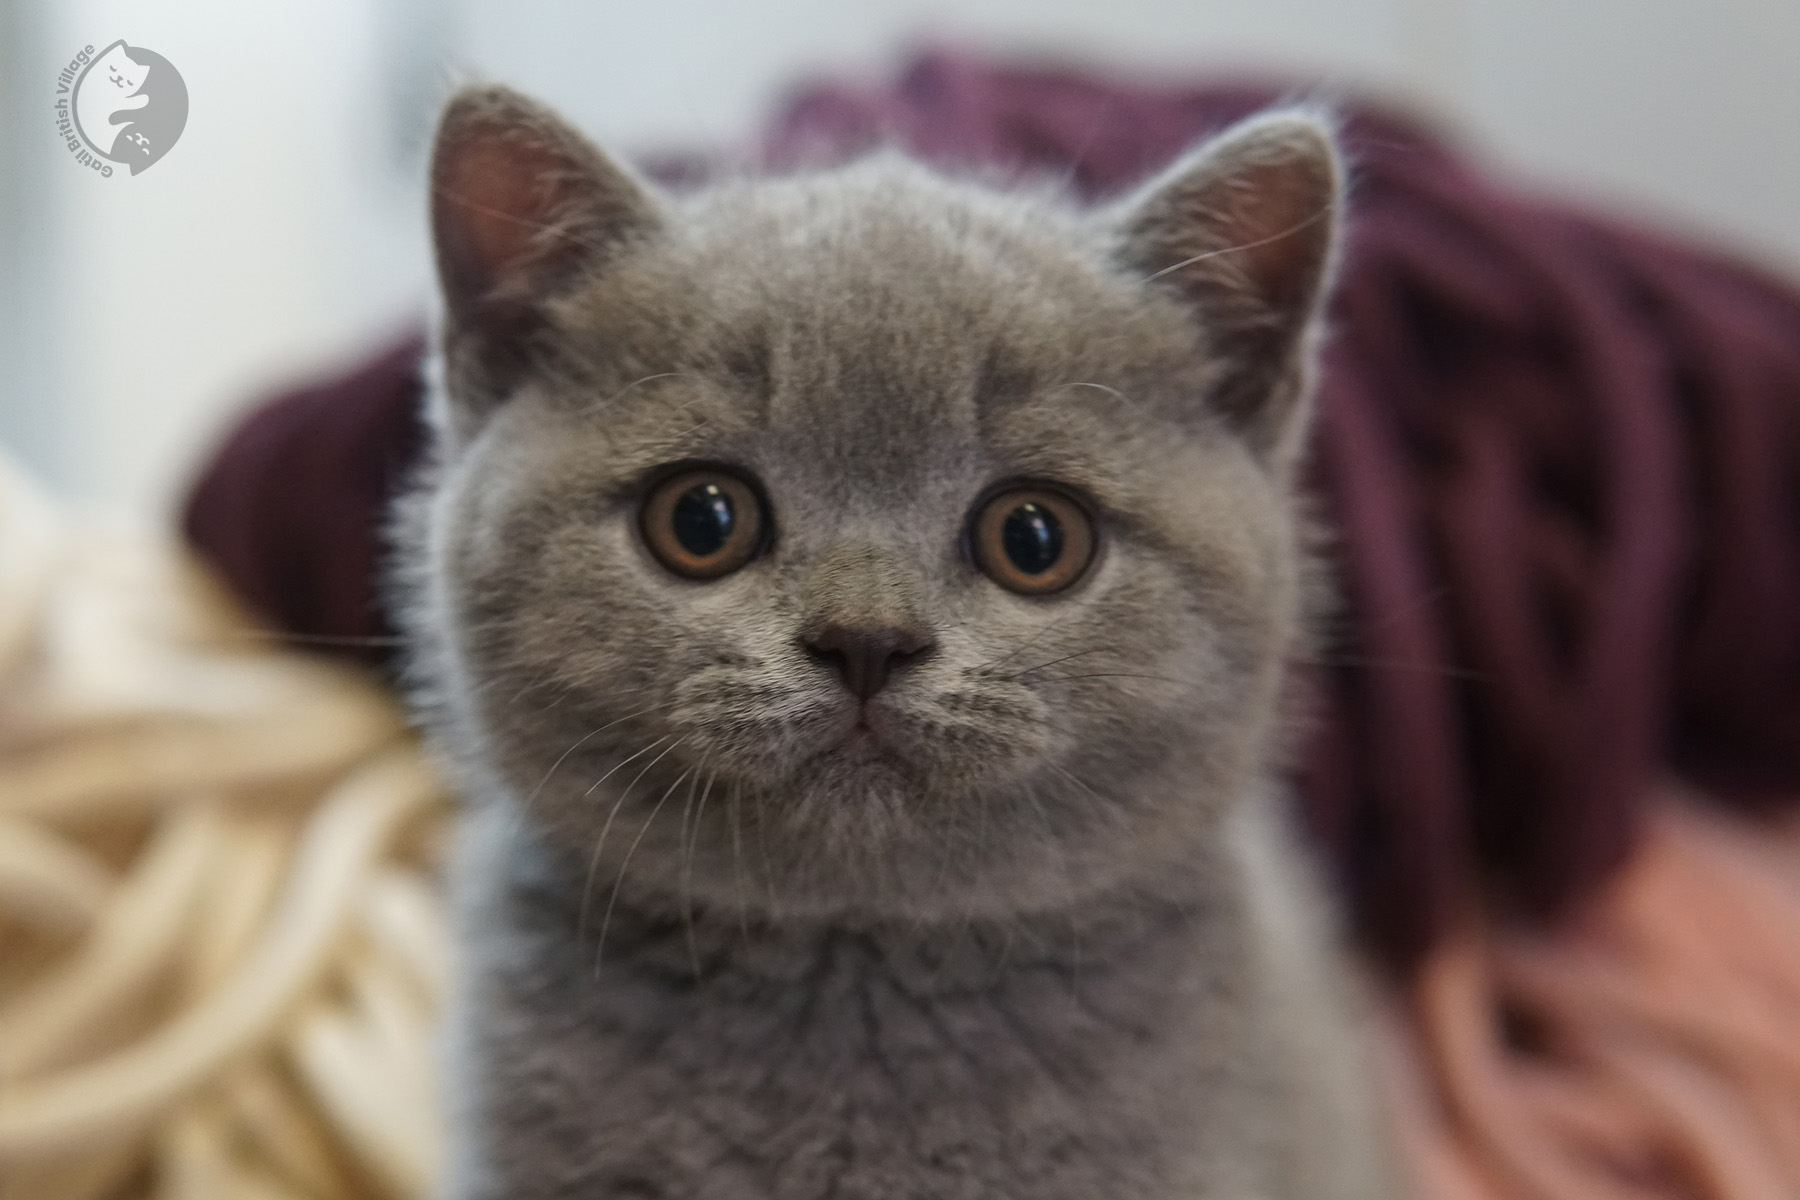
[{"x1": 396, "y1": 84, "x2": 1395, "y2": 1200}]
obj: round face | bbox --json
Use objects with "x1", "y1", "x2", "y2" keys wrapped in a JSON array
[{"x1": 411, "y1": 116, "x2": 1336, "y2": 923}]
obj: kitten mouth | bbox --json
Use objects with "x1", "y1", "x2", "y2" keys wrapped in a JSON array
[
  {"x1": 824, "y1": 702, "x2": 906, "y2": 763},
  {"x1": 839, "y1": 726, "x2": 884, "y2": 761}
]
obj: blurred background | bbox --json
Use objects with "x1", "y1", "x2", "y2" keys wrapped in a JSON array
[{"x1": 2, "y1": 0, "x2": 1797, "y2": 521}]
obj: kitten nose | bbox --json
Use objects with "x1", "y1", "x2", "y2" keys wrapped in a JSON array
[{"x1": 805, "y1": 623, "x2": 935, "y2": 700}]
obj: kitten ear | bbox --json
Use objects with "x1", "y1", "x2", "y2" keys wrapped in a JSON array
[
  {"x1": 1113, "y1": 112, "x2": 1342, "y2": 461},
  {"x1": 429, "y1": 84, "x2": 661, "y2": 412}
]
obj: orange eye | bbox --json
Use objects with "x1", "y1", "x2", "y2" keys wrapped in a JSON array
[
  {"x1": 970, "y1": 487, "x2": 1095, "y2": 595},
  {"x1": 640, "y1": 468, "x2": 766, "y2": 579}
]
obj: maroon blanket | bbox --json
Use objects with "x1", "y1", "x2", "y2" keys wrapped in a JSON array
[{"x1": 184, "y1": 50, "x2": 1800, "y2": 969}]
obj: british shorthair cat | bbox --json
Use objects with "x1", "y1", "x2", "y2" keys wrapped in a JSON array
[{"x1": 396, "y1": 82, "x2": 1393, "y2": 1200}]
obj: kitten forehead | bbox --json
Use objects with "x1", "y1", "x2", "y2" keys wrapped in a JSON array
[
  {"x1": 703, "y1": 164, "x2": 1151, "y2": 343},
  {"x1": 547, "y1": 156, "x2": 1209, "y2": 496}
]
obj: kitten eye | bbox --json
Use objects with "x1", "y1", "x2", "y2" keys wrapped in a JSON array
[
  {"x1": 640, "y1": 467, "x2": 766, "y2": 579},
  {"x1": 970, "y1": 487, "x2": 1095, "y2": 596}
]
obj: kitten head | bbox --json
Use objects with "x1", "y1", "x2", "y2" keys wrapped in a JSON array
[{"x1": 401, "y1": 85, "x2": 1341, "y2": 923}]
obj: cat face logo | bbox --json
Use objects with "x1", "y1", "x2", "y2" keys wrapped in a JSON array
[{"x1": 66, "y1": 40, "x2": 188, "y2": 175}]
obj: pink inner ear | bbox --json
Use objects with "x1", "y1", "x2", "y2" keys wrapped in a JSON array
[
  {"x1": 436, "y1": 130, "x2": 570, "y2": 291},
  {"x1": 1198, "y1": 156, "x2": 1335, "y2": 308}
]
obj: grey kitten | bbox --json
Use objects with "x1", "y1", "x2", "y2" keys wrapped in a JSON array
[{"x1": 396, "y1": 83, "x2": 1394, "y2": 1200}]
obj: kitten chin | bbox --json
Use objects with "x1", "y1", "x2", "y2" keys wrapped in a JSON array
[{"x1": 398, "y1": 83, "x2": 1396, "y2": 1200}]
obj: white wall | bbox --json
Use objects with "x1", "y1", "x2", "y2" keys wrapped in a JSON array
[
  {"x1": 1461, "y1": 0, "x2": 1800, "y2": 270},
  {"x1": 456, "y1": 0, "x2": 1418, "y2": 151},
  {"x1": 6, "y1": 0, "x2": 437, "y2": 516},
  {"x1": 3, "y1": 0, "x2": 1796, "y2": 520},
  {"x1": 457, "y1": 0, "x2": 1800, "y2": 270}
]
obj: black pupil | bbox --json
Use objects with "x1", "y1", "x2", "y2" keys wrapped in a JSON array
[
  {"x1": 672, "y1": 482, "x2": 735, "y2": 557},
  {"x1": 1001, "y1": 501, "x2": 1063, "y2": 575}
]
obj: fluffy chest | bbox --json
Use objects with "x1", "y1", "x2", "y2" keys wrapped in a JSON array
[{"x1": 458, "y1": 900, "x2": 1258, "y2": 1200}]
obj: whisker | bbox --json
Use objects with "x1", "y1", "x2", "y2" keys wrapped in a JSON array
[
  {"x1": 1049, "y1": 381, "x2": 1136, "y2": 408},
  {"x1": 680, "y1": 762, "x2": 714, "y2": 975},
  {"x1": 1142, "y1": 202, "x2": 1334, "y2": 284},
  {"x1": 1017, "y1": 784, "x2": 1062, "y2": 866},
  {"x1": 976, "y1": 606, "x2": 1087, "y2": 674},
  {"x1": 973, "y1": 769, "x2": 993, "y2": 879},
  {"x1": 1336, "y1": 585, "x2": 1452, "y2": 639},
  {"x1": 1009, "y1": 645, "x2": 1485, "y2": 690},
  {"x1": 580, "y1": 733, "x2": 675, "y2": 801},
  {"x1": 521, "y1": 703, "x2": 669, "y2": 817},
  {"x1": 751, "y1": 786, "x2": 778, "y2": 912},
  {"x1": 1023, "y1": 671, "x2": 1198, "y2": 688},
  {"x1": 596, "y1": 761, "x2": 694, "y2": 976},
  {"x1": 998, "y1": 646, "x2": 1110, "y2": 681},
  {"x1": 1066, "y1": 906, "x2": 1086, "y2": 1009},
  {"x1": 727, "y1": 781, "x2": 750, "y2": 946},
  {"x1": 431, "y1": 185, "x2": 616, "y2": 263},
  {"x1": 602, "y1": 372, "x2": 689, "y2": 408},
  {"x1": 576, "y1": 735, "x2": 678, "y2": 943},
  {"x1": 220, "y1": 630, "x2": 408, "y2": 650},
  {"x1": 1292, "y1": 652, "x2": 1490, "y2": 683},
  {"x1": 676, "y1": 757, "x2": 701, "y2": 881},
  {"x1": 1041, "y1": 761, "x2": 1114, "y2": 816}
]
